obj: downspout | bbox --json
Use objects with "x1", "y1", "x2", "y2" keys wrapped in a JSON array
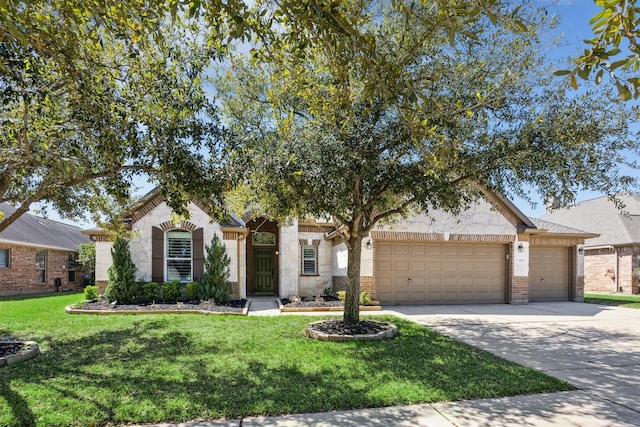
[{"x1": 615, "y1": 246, "x2": 619, "y2": 293}]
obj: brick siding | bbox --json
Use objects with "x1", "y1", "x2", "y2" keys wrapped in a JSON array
[
  {"x1": 584, "y1": 247, "x2": 639, "y2": 294},
  {"x1": 0, "y1": 243, "x2": 83, "y2": 295},
  {"x1": 511, "y1": 276, "x2": 528, "y2": 304}
]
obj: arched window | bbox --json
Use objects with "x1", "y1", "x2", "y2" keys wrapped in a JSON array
[
  {"x1": 252, "y1": 231, "x2": 276, "y2": 246},
  {"x1": 166, "y1": 229, "x2": 192, "y2": 282}
]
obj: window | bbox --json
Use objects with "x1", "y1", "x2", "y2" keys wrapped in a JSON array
[
  {"x1": 166, "y1": 229, "x2": 192, "y2": 282},
  {"x1": 252, "y1": 232, "x2": 276, "y2": 246},
  {"x1": 301, "y1": 245, "x2": 317, "y2": 275},
  {"x1": 68, "y1": 253, "x2": 77, "y2": 283},
  {"x1": 0, "y1": 249, "x2": 8, "y2": 267},
  {"x1": 35, "y1": 249, "x2": 46, "y2": 283}
]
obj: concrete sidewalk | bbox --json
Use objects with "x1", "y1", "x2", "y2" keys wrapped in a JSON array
[{"x1": 133, "y1": 302, "x2": 640, "y2": 426}]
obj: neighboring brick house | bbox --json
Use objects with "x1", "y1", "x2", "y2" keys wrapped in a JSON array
[
  {"x1": 87, "y1": 188, "x2": 597, "y2": 305},
  {"x1": 541, "y1": 193, "x2": 640, "y2": 294},
  {"x1": 0, "y1": 203, "x2": 91, "y2": 295}
]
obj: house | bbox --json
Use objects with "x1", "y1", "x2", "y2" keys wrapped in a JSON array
[
  {"x1": 0, "y1": 203, "x2": 92, "y2": 295},
  {"x1": 541, "y1": 193, "x2": 640, "y2": 294},
  {"x1": 86, "y1": 188, "x2": 598, "y2": 305}
]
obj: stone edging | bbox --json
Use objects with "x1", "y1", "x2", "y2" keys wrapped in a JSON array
[
  {"x1": 0, "y1": 341, "x2": 40, "y2": 367},
  {"x1": 65, "y1": 300, "x2": 250, "y2": 316},
  {"x1": 305, "y1": 321, "x2": 398, "y2": 342},
  {"x1": 277, "y1": 299, "x2": 383, "y2": 312}
]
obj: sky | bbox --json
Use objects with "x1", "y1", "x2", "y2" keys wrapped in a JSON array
[{"x1": 37, "y1": 0, "x2": 640, "y2": 228}]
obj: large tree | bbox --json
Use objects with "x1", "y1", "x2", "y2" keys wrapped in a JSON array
[
  {"x1": 0, "y1": 1, "x2": 226, "y2": 232},
  {"x1": 219, "y1": 0, "x2": 637, "y2": 323}
]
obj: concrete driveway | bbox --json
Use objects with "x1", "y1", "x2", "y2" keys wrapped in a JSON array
[{"x1": 386, "y1": 301, "x2": 640, "y2": 425}]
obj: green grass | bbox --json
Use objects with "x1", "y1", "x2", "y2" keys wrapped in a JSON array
[
  {"x1": 584, "y1": 292, "x2": 640, "y2": 308},
  {"x1": 1, "y1": 293, "x2": 572, "y2": 427}
]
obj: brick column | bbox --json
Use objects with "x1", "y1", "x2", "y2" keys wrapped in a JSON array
[{"x1": 511, "y1": 241, "x2": 529, "y2": 304}]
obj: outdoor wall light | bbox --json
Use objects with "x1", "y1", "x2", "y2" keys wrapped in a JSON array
[
  {"x1": 578, "y1": 247, "x2": 585, "y2": 255},
  {"x1": 517, "y1": 243, "x2": 524, "y2": 253},
  {"x1": 366, "y1": 239, "x2": 372, "y2": 250}
]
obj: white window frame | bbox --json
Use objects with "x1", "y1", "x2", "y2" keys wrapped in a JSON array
[
  {"x1": 165, "y1": 229, "x2": 193, "y2": 282},
  {"x1": 35, "y1": 249, "x2": 46, "y2": 283},
  {"x1": 0, "y1": 248, "x2": 9, "y2": 268},
  {"x1": 301, "y1": 245, "x2": 317, "y2": 276}
]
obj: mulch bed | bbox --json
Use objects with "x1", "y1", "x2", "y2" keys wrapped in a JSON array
[
  {"x1": 308, "y1": 319, "x2": 392, "y2": 335},
  {"x1": 0, "y1": 342, "x2": 24, "y2": 358},
  {"x1": 280, "y1": 295, "x2": 343, "y2": 308},
  {"x1": 80, "y1": 299, "x2": 247, "y2": 314}
]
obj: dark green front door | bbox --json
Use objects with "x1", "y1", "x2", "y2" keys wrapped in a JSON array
[{"x1": 254, "y1": 248, "x2": 275, "y2": 293}]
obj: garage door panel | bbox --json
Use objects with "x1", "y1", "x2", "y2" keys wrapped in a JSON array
[
  {"x1": 529, "y1": 247, "x2": 569, "y2": 302},
  {"x1": 376, "y1": 242, "x2": 505, "y2": 305}
]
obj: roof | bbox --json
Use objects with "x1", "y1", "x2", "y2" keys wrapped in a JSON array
[
  {"x1": 530, "y1": 218, "x2": 597, "y2": 237},
  {"x1": 0, "y1": 203, "x2": 91, "y2": 251},
  {"x1": 540, "y1": 193, "x2": 640, "y2": 247}
]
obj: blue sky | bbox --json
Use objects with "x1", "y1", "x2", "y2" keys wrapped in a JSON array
[{"x1": 39, "y1": 1, "x2": 639, "y2": 227}]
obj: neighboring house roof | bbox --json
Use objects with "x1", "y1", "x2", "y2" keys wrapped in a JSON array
[
  {"x1": 0, "y1": 203, "x2": 91, "y2": 251},
  {"x1": 540, "y1": 193, "x2": 640, "y2": 247},
  {"x1": 529, "y1": 218, "x2": 596, "y2": 236}
]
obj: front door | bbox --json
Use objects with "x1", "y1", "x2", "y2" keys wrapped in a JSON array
[{"x1": 254, "y1": 248, "x2": 275, "y2": 293}]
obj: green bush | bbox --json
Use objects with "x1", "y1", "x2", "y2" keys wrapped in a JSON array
[
  {"x1": 84, "y1": 285, "x2": 99, "y2": 301},
  {"x1": 142, "y1": 282, "x2": 159, "y2": 303},
  {"x1": 186, "y1": 282, "x2": 198, "y2": 301},
  {"x1": 197, "y1": 233, "x2": 232, "y2": 303},
  {"x1": 359, "y1": 291, "x2": 371, "y2": 306},
  {"x1": 105, "y1": 236, "x2": 138, "y2": 303},
  {"x1": 161, "y1": 280, "x2": 181, "y2": 303},
  {"x1": 337, "y1": 290, "x2": 346, "y2": 302}
]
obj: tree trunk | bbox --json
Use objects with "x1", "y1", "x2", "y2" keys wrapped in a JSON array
[{"x1": 344, "y1": 234, "x2": 363, "y2": 324}]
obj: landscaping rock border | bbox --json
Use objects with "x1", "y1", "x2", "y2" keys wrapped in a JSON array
[
  {"x1": 0, "y1": 341, "x2": 40, "y2": 367},
  {"x1": 277, "y1": 299, "x2": 382, "y2": 313},
  {"x1": 66, "y1": 300, "x2": 250, "y2": 316},
  {"x1": 305, "y1": 320, "x2": 398, "y2": 342}
]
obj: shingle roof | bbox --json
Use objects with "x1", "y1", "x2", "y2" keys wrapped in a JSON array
[
  {"x1": 0, "y1": 203, "x2": 91, "y2": 251},
  {"x1": 539, "y1": 193, "x2": 640, "y2": 247},
  {"x1": 530, "y1": 218, "x2": 595, "y2": 235}
]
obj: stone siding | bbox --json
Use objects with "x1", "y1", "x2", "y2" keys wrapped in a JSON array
[{"x1": 0, "y1": 244, "x2": 82, "y2": 295}]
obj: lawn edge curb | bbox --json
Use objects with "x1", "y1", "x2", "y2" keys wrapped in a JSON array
[{"x1": 65, "y1": 303, "x2": 250, "y2": 316}]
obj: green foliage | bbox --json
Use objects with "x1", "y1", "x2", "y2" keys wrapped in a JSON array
[
  {"x1": 142, "y1": 282, "x2": 159, "y2": 303},
  {"x1": 77, "y1": 243, "x2": 96, "y2": 274},
  {"x1": 186, "y1": 282, "x2": 198, "y2": 301},
  {"x1": 105, "y1": 237, "x2": 138, "y2": 304},
  {"x1": 336, "y1": 291, "x2": 346, "y2": 302},
  {"x1": 161, "y1": 281, "x2": 182, "y2": 303},
  {"x1": 197, "y1": 234, "x2": 232, "y2": 303},
  {"x1": 560, "y1": 0, "x2": 640, "y2": 99},
  {"x1": 84, "y1": 286, "x2": 99, "y2": 302},
  {"x1": 0, "y1": 2, "x2": 228, "y2": 233},
  {"x1": 323, "y1": 286, "x2": 334, "y2": 296},
  {"x1": 359, "y1": 292, "x2": 371, "y2": 306}
]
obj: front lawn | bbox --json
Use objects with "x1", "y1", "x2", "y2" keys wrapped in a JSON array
[
  {"x1": 1, "y1": 293, "x2": 572, "y2": 427},
  {"x1": 584, "y1": 292, "x2": 640, "y2": 308}
]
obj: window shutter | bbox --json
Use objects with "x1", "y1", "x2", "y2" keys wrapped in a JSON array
[
  {"x1": 193, "y1": 228, "x2": 204, "y2": 281},
  {"x1": 151, "y1": 226, "x2": 164, "y2": 282}
]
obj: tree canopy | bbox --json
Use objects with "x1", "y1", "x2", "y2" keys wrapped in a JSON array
[
  {"x1": 219, "y1": 0, "x2": 637, "y2": 322},
  {"x1": 0, "y1": 1, "x2": 226, "y2": 232}
]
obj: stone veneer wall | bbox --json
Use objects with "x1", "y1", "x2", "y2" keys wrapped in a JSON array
[{"x1": 0, "y1": 244, "x2": 82, "y2": 294}]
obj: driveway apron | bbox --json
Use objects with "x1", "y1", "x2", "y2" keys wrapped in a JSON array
[{"x1": 389, "y1": 302, "x2": 640, "y2": 417}]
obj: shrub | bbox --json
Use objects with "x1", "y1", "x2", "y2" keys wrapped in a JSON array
[
  {"x1": 359, "y1": 291, "x2": 371, "y2": 306},
  {"x1": 186, "y1": 282, "x2": 198, "y2": 301},
  {"x1": 142, "y1": 282, "x2": 159, "y2": 303},
  {"x1": 161, "y1": 280, "x2": 181, "y2": 303},
  {"x1": 84, "y1": 285, "x2": 99, "y2": 301},
  {"x1": 323, "y1": 286, "x2": 334, "y2": 296},
  {"x1": 337, "y1": 290, "x2": 346, "y2": 302},
  {"x1": 197, "y1": 233, "x2": 232, "y2": 303},
  {"x1": 105, "y1": 236, "x2": 138, "y2": 303}
]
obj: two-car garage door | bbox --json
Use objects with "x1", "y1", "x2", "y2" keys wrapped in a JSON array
[{"x1": 375, "y1": 242, "x2": 506, "y2": 305}]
